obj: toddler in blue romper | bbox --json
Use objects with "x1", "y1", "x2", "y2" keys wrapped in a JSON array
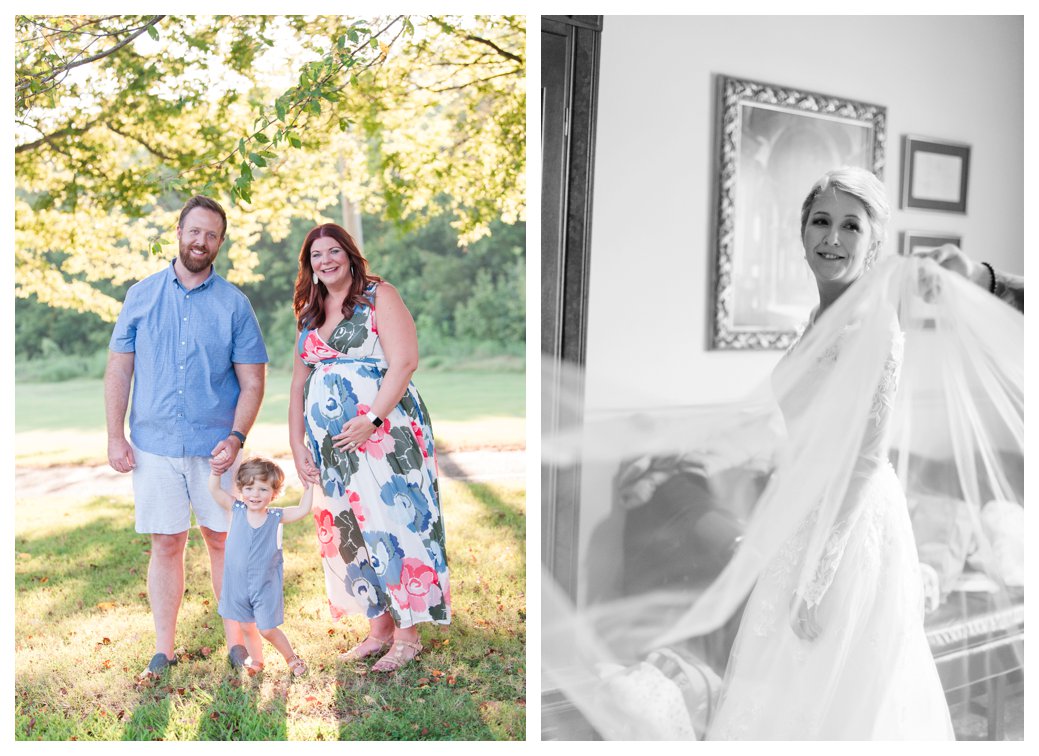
[{"x1": 208, "y1": 455, "x2": 313, "y2": 676}]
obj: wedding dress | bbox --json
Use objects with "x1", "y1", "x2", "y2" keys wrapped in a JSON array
[
  {"x1": 706, "y1": 310, "x2": 952, "y2": 739},
  {"x1": 542, "y1": 256, "x2": 1023, "y2": 740}
]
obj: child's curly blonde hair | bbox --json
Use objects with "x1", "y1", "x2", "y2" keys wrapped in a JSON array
[{"x1": 234, "y1": 457, "x2": 285, "y2": 498}]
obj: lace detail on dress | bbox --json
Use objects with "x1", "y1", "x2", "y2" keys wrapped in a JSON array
[{"x1": 788, "y1": 315, "x2": 904, "y2": 609}]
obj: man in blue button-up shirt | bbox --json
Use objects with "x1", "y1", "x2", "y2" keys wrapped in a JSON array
[{"x1": 104, "y1": 195, "x2": 269, "y2": 680}]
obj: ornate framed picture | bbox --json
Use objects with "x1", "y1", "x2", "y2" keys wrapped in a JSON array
[
  {"x1": 900, "y1": 135, "x2": 970, "y2": 213},
  {"x1": 710, "y1": 75, "x2": 887, "y2": 350}
]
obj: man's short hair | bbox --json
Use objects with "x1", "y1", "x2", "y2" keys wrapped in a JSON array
[{"x1": 178, "y1": 195, "x2": 227, "y2": 238}]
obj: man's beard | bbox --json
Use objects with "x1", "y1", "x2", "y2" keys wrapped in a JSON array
[{"x1": 179, "y1": 242, "x2": 217, "y2": 273}]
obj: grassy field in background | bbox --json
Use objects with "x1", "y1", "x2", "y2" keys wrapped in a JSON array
[
  {"x1": 15, "y1": 474, "x2": 526, "y2": 740},
  {"x1": 16, "y1": 368, "x2": 525, "y2": 465}
]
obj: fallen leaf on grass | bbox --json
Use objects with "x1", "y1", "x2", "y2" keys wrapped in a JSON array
[
  {"x1": 447, "y1": 676, "x2": 457, "y2": 686},
  {"x1": 431, "y1": 669, "x2": 445, "y2": 678},
  {"x1": 96, "y1": 601, "x2": 117, "y2": 611},
  {"x1": 38, "y1": 576, "x2": 49, "y2": 584},
  {"x1": 199, "y1": 646, "x2": 212, "y2": 658}
]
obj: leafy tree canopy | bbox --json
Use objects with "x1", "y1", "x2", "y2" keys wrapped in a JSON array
[{"x1": 15, "y1": 14, "x2": 525, "y2": 321}]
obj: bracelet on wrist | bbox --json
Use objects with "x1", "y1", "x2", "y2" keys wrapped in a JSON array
[
  {"x1": 980, "y1": 262, "x2": 997, "y2": 294},
  {"x1": 230, "y1": 430, "x2": 247, "y2": 446}
]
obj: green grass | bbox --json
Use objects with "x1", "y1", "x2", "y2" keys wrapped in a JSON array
[
  {"x1": 16, "y1": 368, "x2": 525, "y2": 465},
  {"x1": 15, "y1": 477, "x2": 526, "y2": 741}
]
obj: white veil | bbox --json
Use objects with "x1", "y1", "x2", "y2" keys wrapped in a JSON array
[{"x1": 542, "y1": 255, "x2": 1023, "y2": 739}]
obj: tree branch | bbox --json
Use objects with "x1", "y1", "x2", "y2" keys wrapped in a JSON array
[
  {"x1": 14, "y1": 120, "x2": 99, "y2": 154},
  {"x1": 461, "y1": 32, "x2": 523, "y2": 64},
  {"x1": 106, "y1": 122, "x2": 177, "y2": 162},
  {"x1": 16, "y1": 16, "x2": 165, "y2": 92}
]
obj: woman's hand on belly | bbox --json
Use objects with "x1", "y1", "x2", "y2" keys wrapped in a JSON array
[{"x1": 332, "y1": 415, "x2": 377, "y2": 452}]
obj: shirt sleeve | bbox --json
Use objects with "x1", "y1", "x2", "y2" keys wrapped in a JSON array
[
  {"x1": 108, "y1": 284, "x2": 141, "y2": 353},
  {"x1": 230, "y1": 293, "x2": 269, "y2": 364}
]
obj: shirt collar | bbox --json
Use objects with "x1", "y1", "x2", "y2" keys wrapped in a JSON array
[{"x1": 167, "y1": 258, "x2": 217, "y2": 292}]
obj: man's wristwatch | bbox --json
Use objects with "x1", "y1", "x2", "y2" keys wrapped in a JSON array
[
  {"x1": 230, "y1": 430, "x2": 247, "y2": 446},
  {"x1": 365, "y1": 410, "x2": 383, "y2": 428}
]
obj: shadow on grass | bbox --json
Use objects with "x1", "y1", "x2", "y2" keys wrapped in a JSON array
[
  {"x1": 16, "y1": 488, "x2": 526, "y2": 740},
  {"x1": 14, "y1": 496, "x2": 243, "y2": 622},
  {"x1": 452, "y1": 479, "x2": 524, "y2": 548},
  {"x1": 193, "y1": 675, "x2": 290, "y2": 740},
  {"x1": 122, "y1": 685, "x2": 173, "y2": 741},
  {"x1": 330, "y1": 613, "x2": 523, "y2": 740}
]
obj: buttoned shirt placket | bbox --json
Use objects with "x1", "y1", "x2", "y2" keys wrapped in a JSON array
[{"x1": 173, "y1": 276, "x2": 205, "y2": 455}]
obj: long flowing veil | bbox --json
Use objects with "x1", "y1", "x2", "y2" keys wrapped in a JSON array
[{"x1": 542, "y1": 255, "x2": 1023, "y2": 739}]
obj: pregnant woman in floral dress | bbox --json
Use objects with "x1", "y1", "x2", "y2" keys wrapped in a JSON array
[{"x1": 288, "y1": 223, "x2": 449, "y2": 672}]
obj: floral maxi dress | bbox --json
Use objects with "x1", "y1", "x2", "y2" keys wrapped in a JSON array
[{"x1": 299, "y1": 282, "x2": 450, "y2": 628}]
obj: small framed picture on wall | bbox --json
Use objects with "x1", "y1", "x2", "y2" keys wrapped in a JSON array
[
  {"x1": 900, "y1": 135, "x2": 971, "y2": 213},
  {"x1": 900, "y1": 231, "x2": 962, "y2": 257}
]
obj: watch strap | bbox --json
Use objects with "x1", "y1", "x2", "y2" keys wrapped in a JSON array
[{"x1": 230, "y1": 430, "x2": 247, "y2": 445}]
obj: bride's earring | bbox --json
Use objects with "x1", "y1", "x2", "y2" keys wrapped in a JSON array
[{"x1": 312, "y1": 271, "x2": 319, "y2": 285}]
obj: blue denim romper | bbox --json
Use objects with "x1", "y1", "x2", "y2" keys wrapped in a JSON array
[{"x1": 218, "y1": 501, "x2": 284, "y2": 630}]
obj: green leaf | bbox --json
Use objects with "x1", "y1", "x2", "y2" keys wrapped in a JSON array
[
  {"x1": 309, "y1": 100, "x2": 322, "y2": 115},
  {"x1": 288, "y1": 135, "x2": 302, "y2": 149},
  {"x1": 238, "y1": 138, "x2": 246, "y2": 158},
  {"x1": 275, "y1": 99, "x2": 287, "y2": 122},
  {"x1": 338, "y1": 118, "x2": 350, "y2": 132},
  {"x1": 254, "y1": 133, "x2": 270, "y2": 144},
  {"x1": 347, "y1": 28, "x2": 359, "y2": 43},
  {"x1": 239, "y1": 161, "x2": 253, "y2": 180},
  {"x1": 146, "y1": 24, "x2": 159, "y2": 41},
  {"x1": 369, "y1": 38, "x2": 379, "y2": 50},
  {"x1": 247, "y1": 152, "x2": 266, "y2": 167}
]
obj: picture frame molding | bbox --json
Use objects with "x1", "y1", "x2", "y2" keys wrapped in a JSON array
[
  {"x1": 711, "y1": 74, "x2": 887, "y2": 350},
  {"x1": 899, "y1": 134, "x2": 971, "y2": 214}
]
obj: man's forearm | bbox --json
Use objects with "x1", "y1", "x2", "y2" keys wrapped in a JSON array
[
  {"x1": 230, "y1": 365, "x2": 266, "y2": 435},
  {"x1": 994, "y1": 269, "x2": 1024, "y2": 313}
]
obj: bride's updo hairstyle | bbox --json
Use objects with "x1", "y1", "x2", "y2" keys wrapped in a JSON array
[{"x1": 800, "y1": 167, "x2": 891, "y2": 270}]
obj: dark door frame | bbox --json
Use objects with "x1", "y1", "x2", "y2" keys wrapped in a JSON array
[{"x1": 541, "y1": 15, "x2": 602, "y2": 602}]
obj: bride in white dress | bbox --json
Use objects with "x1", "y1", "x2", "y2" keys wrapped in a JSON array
[
  {"x1": 541, "y1": 168, "x2": 1022, "y2": 741},
  {"x1": 705, "y1": 168, "x2": 953, "y2": 739}
]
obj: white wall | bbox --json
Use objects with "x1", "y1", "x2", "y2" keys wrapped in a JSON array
[
  {"x1": 575, "y1": 15, "x2": 1023, "y2": 598},
  {"x1": 583, "y1": 14, "x2": 1024, "y2": 412}
]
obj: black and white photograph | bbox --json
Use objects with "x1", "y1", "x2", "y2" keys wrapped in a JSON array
[{"x1": 542, "y1": 14, "x2": 1024, "y2": 741}]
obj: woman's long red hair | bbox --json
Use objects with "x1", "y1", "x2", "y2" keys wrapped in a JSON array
[{"x1": 292, "y1": 223, "x2": 382, "y2": 330}]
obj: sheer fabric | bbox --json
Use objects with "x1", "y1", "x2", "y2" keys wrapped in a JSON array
[{"x1": 542, "y1": 256, "x2": 1023, "y2": 739}]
